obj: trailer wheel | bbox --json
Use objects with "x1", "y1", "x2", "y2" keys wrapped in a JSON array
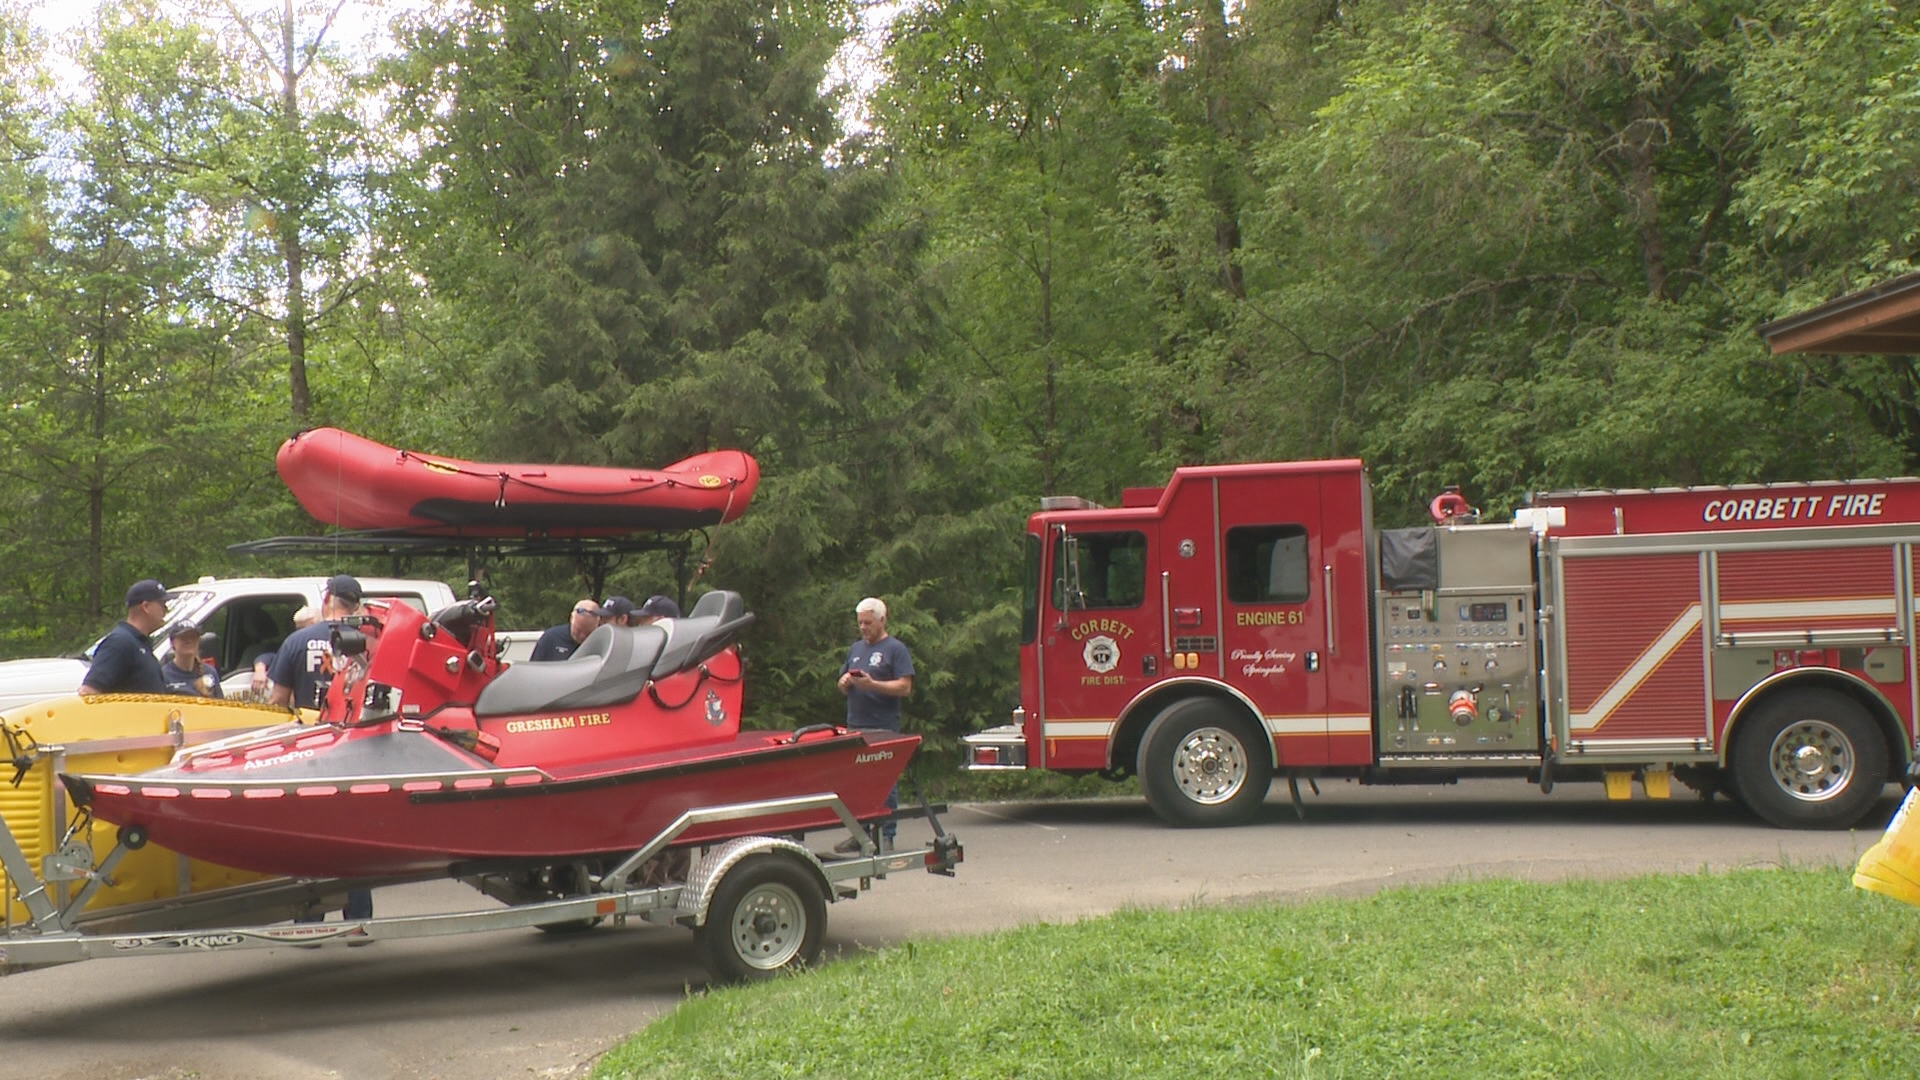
[
  {"x1": 1138, "y1": 698, "x2": 1272, "y2": 827},
  {"x1": 694, "y1": 854, "x2": 826, "y2": 983},
  {"x1": 1732, "y1": 688, "x2": 1889, "y2": 829}
]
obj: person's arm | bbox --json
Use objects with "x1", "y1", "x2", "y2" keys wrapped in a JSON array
[
  {"x1": 856, "y1": 673, "x2": 913, "y2": 698},
  {"x1": 267, "y1": 634, "x2": 300, "y2": 708},
  {"x1": 250, "y1": 651, "x2": 275, "y2": 695}
]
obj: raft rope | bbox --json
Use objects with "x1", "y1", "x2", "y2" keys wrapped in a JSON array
[{"x1": 399, "y1": 450, "x2": 746, "y2": 506}]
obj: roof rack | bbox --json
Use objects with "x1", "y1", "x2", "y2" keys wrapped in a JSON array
[{"x1": 227, "y1": 531, "x2": 698, "y2": 600}]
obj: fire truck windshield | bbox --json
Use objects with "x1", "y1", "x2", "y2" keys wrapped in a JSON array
[{"x1": 1050, "y1": 531, "x2": 1147, "y2": 611}]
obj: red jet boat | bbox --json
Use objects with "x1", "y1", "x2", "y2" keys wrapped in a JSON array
[
  {"x1": 61, "y1": 593, "x2": 914, "y2": 879},
  {"x1": 277, "y1": 427, "x2": 759, "y2": 536}
]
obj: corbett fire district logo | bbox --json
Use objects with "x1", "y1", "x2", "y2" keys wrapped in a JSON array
[{"x1": 1083, "y1": 634, "x2": 1120, "y2": 675}]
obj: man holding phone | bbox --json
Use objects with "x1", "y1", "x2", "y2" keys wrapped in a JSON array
[{"x1": 836, "y1": 596, "x2": 914, "y2": 851}]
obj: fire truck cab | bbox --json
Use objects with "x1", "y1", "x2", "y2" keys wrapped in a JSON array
[{"x1": 965, "y1": 459, "x2": 1920, "y2": 830}]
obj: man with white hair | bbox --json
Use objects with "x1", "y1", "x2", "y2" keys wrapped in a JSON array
[{"x1": 836, "y1": 596, "x2": 914, "y2": 850}]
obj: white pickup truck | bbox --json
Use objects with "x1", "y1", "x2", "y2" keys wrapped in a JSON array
[{"x1": 0, "y1": 576, "x2": 462, "y2": 710}]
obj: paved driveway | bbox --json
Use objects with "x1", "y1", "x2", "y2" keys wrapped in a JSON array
[{"x1": 0, "y1": 781, "x2": 1890, "y2": 1079}]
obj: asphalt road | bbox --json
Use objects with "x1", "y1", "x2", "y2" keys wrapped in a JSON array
[{"x1": 0, "y1": 780, "x2": 1894, "y2": 1080}]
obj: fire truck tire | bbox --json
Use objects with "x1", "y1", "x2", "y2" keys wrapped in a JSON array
[
  {"x1": 694, "y1": 854, "x2": 826, "y2": 983},
  {"x1": 1138, "y1": 698, "x2": 1273, "y2": 827},
  {"x1": 1731, "y1": 689, "x2": 1889, "y2": 829}
]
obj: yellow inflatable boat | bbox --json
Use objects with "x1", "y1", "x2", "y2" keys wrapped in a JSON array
[{"x1": 2, "y1": 693, "x2": 294, "y2": 925}]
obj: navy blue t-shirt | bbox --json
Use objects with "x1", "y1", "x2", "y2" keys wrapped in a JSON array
[
  {"x1": 842, "y1": 635, "x2": 914, "y2": 730},
  {"x1": 84, "y1": 621, "x2": 165, "y2": 695},
  {"x1": 269, "y1": 620, "x2": 341, "y2": 710},
  {"x1": 529, "y1": 623, "x2": 580, "y2": 662},
  {"x1": 161, "y1": 658, "x2": 224, "y2": 698}
]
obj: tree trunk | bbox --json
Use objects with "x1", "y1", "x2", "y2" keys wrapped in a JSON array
[
  {"x1": 89, "y1": 321, "x2": 107, "y2": 616},
  {"x1": 1624, "y1": 99, "x2": 1668, "y2": 302},
  {"x1": 280, "y1": 0, "x2": 310, "y2": 419}
]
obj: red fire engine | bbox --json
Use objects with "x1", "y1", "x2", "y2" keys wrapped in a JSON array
[{"x1": 962, "y1": 459, "x2": 1920, "y2": 830}]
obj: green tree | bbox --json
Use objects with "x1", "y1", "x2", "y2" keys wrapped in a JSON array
[
  {"x1": 0, "y1": 2, "x2": 283, "y2": 651},
  {"x1": 1222, "y1": 0, "x2": 1912, "y2": 521},
  {"x1": 174, "y1": 0, "x2": 397, "y2": 423},
  {"x1": 383, "y1": 0, "x2": 1016, "y2": 735}
]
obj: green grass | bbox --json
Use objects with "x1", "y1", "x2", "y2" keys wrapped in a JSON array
[{"x1": 596, "y1": 867, "x2": 1920, "y2": 1079}]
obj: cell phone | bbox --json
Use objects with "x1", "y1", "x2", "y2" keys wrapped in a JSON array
[{"x1": 849, "y1": 669, "x2": 868, "y2": 679}]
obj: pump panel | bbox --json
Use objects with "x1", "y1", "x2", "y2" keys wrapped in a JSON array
[{"x1": 1375, "y1": 526, "x2": 1539, "y2": 756}]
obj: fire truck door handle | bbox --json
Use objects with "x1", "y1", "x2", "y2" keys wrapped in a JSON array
[
  {"x1": 1306, "y1": 652, "x2": 1321, "y2": 673},
  {"x1": 1161, "y1": 571, "x2": 1172, "y2": 658},
  {"x1": 1323, "y1": 564, "x2": 1336, "y2": 655}
]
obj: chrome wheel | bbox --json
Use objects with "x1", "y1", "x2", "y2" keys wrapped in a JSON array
[
  {"x1": 726, "y1": 881, "x2": 808, "y2": 971},
  {"x1": 1768, "y1": 719, "x2": 1854, "y2": 803},
  {"x1": 1171, "y1": 725, "x2": 1251, "y2": 806}
]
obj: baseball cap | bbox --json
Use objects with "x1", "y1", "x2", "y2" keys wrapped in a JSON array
[
  {"x1": 602, "y1": 596, "x2": 635, "y2": 620},
  {"x1": 125, "y1": 579, "x2": 167, "y2": 606},
  {"x1": 325, "y1": 574, "x2": 364, "y2": 603},
  {"x1": 168, "y1": 623, "x2": 203, "y2": 642},
  {"x1": 639, "y1": 595, "x2": 681, "y2": 619}
]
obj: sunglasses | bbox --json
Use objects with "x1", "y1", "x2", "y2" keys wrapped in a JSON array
[{"x1": 574, "y1": 606, "x2": 598, "y2": 616}]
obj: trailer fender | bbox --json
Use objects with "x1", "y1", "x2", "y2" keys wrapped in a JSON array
[
  {"x1": 1719, "y1": 668, "x2": 1909, "y2": 773},
  {"x1": 1107, "y1": 679, "x2": 1273, "y2": 775},
  {"x1": 678, "y1": 837, "x2": 828, "y2": 928}
]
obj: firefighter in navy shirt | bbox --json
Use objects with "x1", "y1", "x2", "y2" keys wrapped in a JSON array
[
  {"x1": 269, "y1": 574, "x2": 364, "y2": 711},
  {"x1": 268, "y1": 573, "x2": 374, "y2": 924},
  {"x1": 836, "y1": 597, "x2": 914, "y2": 850},
  {"x1": 79, "y1": 579, "x2": 170, "y2": 696}
]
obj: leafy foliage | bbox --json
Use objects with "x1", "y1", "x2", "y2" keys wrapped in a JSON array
[{"x1": 1, "y1": 0, "x2": 1918, "y2": 741}]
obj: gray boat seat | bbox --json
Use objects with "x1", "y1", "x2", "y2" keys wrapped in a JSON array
[
  {"x1": 474, "y1": 624, "x2": 666, "y2": 717},
  {"x1": 651, "y1": 590, "x2": 754, "y2": 677}
]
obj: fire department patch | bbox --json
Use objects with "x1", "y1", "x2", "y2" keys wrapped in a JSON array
[
  {"x1": 704, "y1": 689, "x2": 726, "y2": 726},
  {"x1": 1083, "y1": 634, "x2": 1119, "y2": 674}
]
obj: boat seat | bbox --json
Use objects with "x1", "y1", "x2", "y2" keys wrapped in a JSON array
[
  {"x1": 473, "y1": 592, "x2": 756, "y2": 718},
  {"x1": 650, "y1": 591, "x2": 755, "y2": 677},
  {"x1": 473, "y1": 624, "x2": 667, "y2": 717}
]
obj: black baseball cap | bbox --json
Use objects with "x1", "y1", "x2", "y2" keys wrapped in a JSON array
[
  {"x1": 639, "y1": 595, "x2": 681, "y2": 619},
  {"x1": 602, "y1": 596, "x2": 635, "y2": 620},
  {"x1": 325, "y1": 574, "x2": 364, "y2": 603},
  {"x1": 125, "y1": 579, "x2": 167, "y2": 606}
]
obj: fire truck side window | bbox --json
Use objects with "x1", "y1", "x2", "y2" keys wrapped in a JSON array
[
  {"x1": 1226, "y1": 525, "x2": 1310, "y2": 604},
  {"x1": 1051, "y1": 531, "x2": 1146, "y2": 610}
]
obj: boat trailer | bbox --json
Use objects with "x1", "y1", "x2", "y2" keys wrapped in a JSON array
[{"x1": 0, "y1": 791, "x2": 962, "y2": 984}]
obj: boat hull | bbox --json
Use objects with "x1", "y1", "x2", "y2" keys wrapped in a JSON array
[
  {"x1": 277, "y1": 428, "x2": 759, "y2": 536},
  {"x1": 65, "y1": 728, "x2": 916, "y2": 878}
]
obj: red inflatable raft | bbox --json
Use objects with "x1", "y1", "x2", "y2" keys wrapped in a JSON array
[{"x1": 278, "y1": 428, "x2": 758, "y2": 536}]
